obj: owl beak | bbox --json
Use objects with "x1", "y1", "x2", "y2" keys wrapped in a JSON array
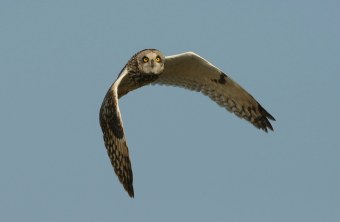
[{"x1": 150, "y1": 59, "x2": 154, "y2": 68}]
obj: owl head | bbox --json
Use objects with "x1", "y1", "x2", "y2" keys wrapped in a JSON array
[{"x1": 135, "y1": 49, "x2": 165, "y2": 74}]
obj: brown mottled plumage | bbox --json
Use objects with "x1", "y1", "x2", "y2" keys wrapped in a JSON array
[{"x1": 99, "y1": 49, "x2": 275, "y2": 197}]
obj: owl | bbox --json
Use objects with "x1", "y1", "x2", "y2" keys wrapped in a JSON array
[{"x1": 99, "y1": 49, "x2": 275, "y2": 197}]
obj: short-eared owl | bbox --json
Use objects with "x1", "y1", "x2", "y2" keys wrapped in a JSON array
[{"x1": 99, "y1": 49, "x2": 275, "y2": 197}]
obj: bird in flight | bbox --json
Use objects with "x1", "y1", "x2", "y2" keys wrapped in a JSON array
[{"x1": 99, "y1": 49, "x2": 275, "y2": 197}]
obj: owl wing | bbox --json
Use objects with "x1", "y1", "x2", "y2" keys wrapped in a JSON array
[
  {"x1": 99, "y1": 70, "x2": 134, "y2": 197},
  {"x1": 154, "y1": 52, "x2": 275, "y2": 131}
]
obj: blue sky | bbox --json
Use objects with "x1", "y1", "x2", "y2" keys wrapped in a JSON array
[{"x1": 1, "y1": 0, "x2": 339, "y2": 221}]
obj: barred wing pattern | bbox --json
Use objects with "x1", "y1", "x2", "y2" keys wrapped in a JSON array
[
  {"x1": 154, "y1": 52, "x2": 275, "y2": 131},
  {"x1": 99, "y1": 71, "x2": 135, "y2": 197}
]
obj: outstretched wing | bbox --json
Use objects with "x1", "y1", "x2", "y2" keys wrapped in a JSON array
[
  {"x1": 154, "y1": 52, "x2": 275, "y2": 131},
  {"x1": 99, "y1": 71, "x2": 134, "y2": 197}
]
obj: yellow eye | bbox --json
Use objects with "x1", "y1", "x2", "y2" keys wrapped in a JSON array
[
  {"x1": 143, "y1": 56, "x2": 149, "y2": 63},
  {"x1": 155, "y1": 56, "x2": 161, "y2": 62}
]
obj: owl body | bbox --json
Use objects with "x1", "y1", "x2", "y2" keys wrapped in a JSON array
[{"x1": 100, "y1": 49, "x2": 275, "y2": 197}]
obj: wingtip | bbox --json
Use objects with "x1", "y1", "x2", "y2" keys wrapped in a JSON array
[
  {"x1": 128, "y1": 189, "x2": 134, "y2": 198},
  {"x1": 261, "y1": 116, "x2": 274, "y2": 133},
  {"x1": 266, "y1": 113, "x2": 276, "y2": 121},
  {"x1": 124, "y1": 184, "x2": 134, "y2": 198},
  {"x1": 265, "y1": 123, "x2": 274, "y2": 132},
  {"x1": 257, "y1": 103, "x2": 275, "y2": 132}
]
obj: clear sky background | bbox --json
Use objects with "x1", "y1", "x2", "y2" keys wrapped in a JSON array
[{"x1": 1, "y1": 1, "x2": 339, "y2": 221}]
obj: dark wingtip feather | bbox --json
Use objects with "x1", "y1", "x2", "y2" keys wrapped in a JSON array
[
  {"x1": 124, "y1": 183, "x2": 134, "y2": 198},
  {"x1": 257, "y1": 104, "x2": 275, "y2": 132},
  {"x1": 128, "y1": 188, "x2": 134, "y2": 198},
  {"x1": 266, "y1": 112, "x2": 276, "y2": 121}
]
